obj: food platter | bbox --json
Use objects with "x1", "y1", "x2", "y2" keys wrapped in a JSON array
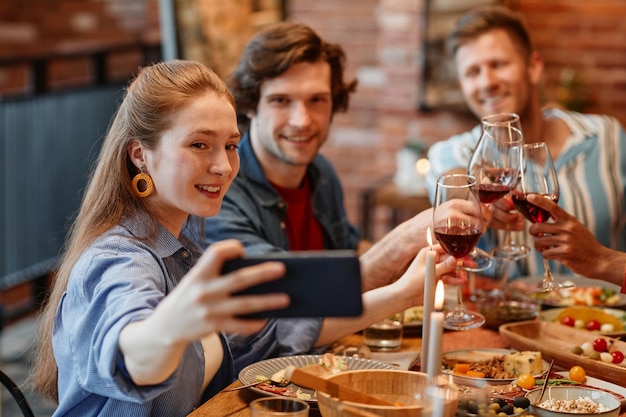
[
  {"x1": 499, "y1": 320, "x2": 626, "y2": 386},
  {"x1": 540, "y1": 306, "x2": 626, "y2": 337},
  {"x1": 238, "y1": 354, "x2": 394, "y2": 403},
  {"x1": 441, "y1": 348, "x2": 549, "y2": 387},
  {"x1": 510, "y1": 275, "x2": 626, "y2": 308}
]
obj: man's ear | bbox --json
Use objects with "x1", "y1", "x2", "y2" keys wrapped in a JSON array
[
  {"x1": 127, "y1": 140, "x2": 146, "y2": 169},
  {"x1": 528, "y1": 50, "x2": 544, "y2": 86},
  {"x1": 246, "y1": 110, "x2": 256, "y2": 119}
]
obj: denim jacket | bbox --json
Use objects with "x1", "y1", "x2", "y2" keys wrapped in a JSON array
[
  {"x1": 201, "y1": 133, "x2": 360, "y2": 253},
  {"x1": 200, "y1": 133, "x2": 361, "y2": 374},
  {"x1": 53, "y1": 215, "x2": 234, "y2": 416}
]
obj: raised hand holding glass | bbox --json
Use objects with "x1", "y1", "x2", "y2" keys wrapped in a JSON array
[
  {"x1": 433, "y1": 174, "x2": 487, "y2": 330},
  {"x1": 512, "y1": 142, "x2": 574, "y2": 293},
  {"x1": 476, "y1": 113, "x2": 530, "y2": 260}
]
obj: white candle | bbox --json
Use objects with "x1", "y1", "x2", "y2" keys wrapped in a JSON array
[
  {"x1": 427, "y1": 280, "x2": 445, "y2": 379},
  {"x1": 421, "y1": 227, "x2": 437, "y2": 372}
]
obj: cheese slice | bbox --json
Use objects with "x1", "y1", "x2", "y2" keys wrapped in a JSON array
[{"x1": 503, "y1": 351, "x2": 543, "y2": 376}]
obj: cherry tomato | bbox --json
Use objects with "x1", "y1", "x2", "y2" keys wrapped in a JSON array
[
  {"x1": 569, "y1": 366, "x2": 586, "y2": 383},
  {"x1": 560, "y1": 316, "x2": 575, "y2": 327},
  {"x1": 586, "y1": 320, "x2": 601, "y2": 331},
  {"x1": 592, "y1": 338, "x2": 608, "y2": 352},
  {"x1": 516, "y1": 373, "x2": 536, "y2": 390},
  {"x1": 611, "y1": 351, "x2": 625, "y2": 364}
]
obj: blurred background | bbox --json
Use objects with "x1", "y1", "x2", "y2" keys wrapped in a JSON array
[{"x1": 0, "y1": 1, "x2": 624, "y2": 415}]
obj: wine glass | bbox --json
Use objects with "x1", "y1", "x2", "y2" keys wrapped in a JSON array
[
  {"x1": 433, "y1": 174, "x2": 487, "y2": 330},
  {"x1": 478, "y1": 113, "x2": 531, "y2": 260},
  {"x1": 512, "y1": 142, "x2": 574, "y2": 293},
  {"x1": 467, "y1": 114, "x2": 523, "y2": 299}
]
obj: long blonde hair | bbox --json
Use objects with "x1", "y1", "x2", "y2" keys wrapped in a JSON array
[{"x1": 32, "y1": 60, "x2": 235, "y2": 401}]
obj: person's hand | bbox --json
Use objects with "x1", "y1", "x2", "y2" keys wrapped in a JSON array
[
  {"x1": 487, "y1": 196, "x2": 525, "y2": 231},
  {"x1": 435, "y1": 198, "x2": 493, "y2": 234},
  {"x1": 397, "y1": 244, "x2": 458, "y2": 306},
  {"x1": 154, "y1": 239, "x2": 290, "y2": 342},
  {"x1": 526, "y1": 194, "x2": 611, "y2": 278}
]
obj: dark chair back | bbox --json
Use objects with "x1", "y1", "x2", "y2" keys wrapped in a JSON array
[{"x1": 0, "y1": 369, "x2": 35, "y2": 417}]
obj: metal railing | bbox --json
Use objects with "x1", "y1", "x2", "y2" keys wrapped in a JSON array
[{"x1": 0, "y1": 40, "x2": 161, "y2": 323}]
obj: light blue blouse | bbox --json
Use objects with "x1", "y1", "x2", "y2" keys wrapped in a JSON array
[{"x1": 52, "y1": 216, "x2": 233, "y2": 417}]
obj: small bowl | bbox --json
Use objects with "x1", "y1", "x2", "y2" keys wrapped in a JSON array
[
  {"x1": 317, "y1": 370, "x2": 458, "y2": 417},
  {"x1": 478, "y1": 298, "x2": 539, "y2": 330},
  {"x1": 525, "y1": 386, "x2": 620, "y2": 417}
]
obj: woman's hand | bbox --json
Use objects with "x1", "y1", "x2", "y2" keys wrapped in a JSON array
[
  {"x1": 119, "y1": 240, "x2": 290, "y2": 385},
  {"x1": 397, "y1": 244, "x2": 458, "y2": 306},
  {"x1": 157, "y1": 239, "x2": 290, "y2": 342}
]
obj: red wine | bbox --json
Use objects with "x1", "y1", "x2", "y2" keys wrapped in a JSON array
[
  {"x1": 477, "y1": 183, "x2": 512, "y2": 204},
  {"x1": 512, "y1": 193, "x2": 558, "y2": 223},
  {"x1": 434, "y1": 225, "x2": 482, "y2": 258}
]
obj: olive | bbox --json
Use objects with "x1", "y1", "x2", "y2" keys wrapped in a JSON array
[
  {"x1": 488, "y1": 402, "x2": 501, "y2": 412},
  {"x1": 501, "y1": 404, "x2": 514, "y2": 415},
  {"x1": 492, "y1": 398, "x2": 507, "y2": 408},
  {"x1": 466, "y1": 401, "x2": 479, "y2": 414},
  {"x1": 588, "y1": 351, "x2": 601, "y2": 360},
  {"x1": 513, "y1": 396, "x2": 530, "y2": 409}
]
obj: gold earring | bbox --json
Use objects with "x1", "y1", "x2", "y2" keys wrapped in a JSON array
[{"x1": 131, "y1": 166, "x2": 154, "y2": 198}]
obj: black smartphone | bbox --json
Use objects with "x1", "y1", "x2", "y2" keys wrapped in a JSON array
[{"x1": 221, "y1": 250, "x2": 363, "y2": 318}]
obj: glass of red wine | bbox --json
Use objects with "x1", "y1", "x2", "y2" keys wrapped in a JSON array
[
  {"x1": 467, "y1": 114, "x2": 523, "y2": 299},
  {"x1": 433, "y1": 174, "x2": 487, "y2": 330},
  {"x1": 512, "y1": 142, "x2": 574, "y2": 293},
  {"x1": 477, "y1": 113, "x2": 531, "y2": 260}
]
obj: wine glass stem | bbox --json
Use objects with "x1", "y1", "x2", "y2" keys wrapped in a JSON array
[
  {"x1": 502, "y1": 228, "x2": 512, "y2": 246},
  {"x1": 454, "y1": 287, "x2": 465, "y2": 313},
  {"x1": 454, "y1": 259, "x2": 465, "y2": 313},
  {"x1": 468, "y1": 270, "x2": 475, "y2": 300},
  {"x1": 543, "y1": 257, "x2": 555, "y2": 283}
]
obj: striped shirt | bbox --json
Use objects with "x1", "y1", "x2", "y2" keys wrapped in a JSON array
[{"x1": 426, "y1": 108, "x2": 626, "y2": 277}]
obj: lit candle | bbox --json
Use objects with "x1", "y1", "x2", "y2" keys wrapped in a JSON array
[
  {"x1": 427, "y1": 279, "x2": 445, "y2": 379},
  {"x1": 421, "y1": 228, "x2": 437, "y2": 372}
]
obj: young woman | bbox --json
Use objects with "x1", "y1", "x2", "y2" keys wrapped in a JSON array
[{"x1": 32, "y1": 60, "x2": 291, "y2": 416}]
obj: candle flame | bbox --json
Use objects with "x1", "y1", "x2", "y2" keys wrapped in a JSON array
[
  {"x1": 434, "y1": 280, "x2": 445, "y2": 310},
  {"x1": 426, "y1": 227, "x2": 433, "y2": 250}
]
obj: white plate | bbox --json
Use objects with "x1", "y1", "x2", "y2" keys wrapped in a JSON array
[
  {"x1": 442, "y1": 348, "x2": 548, "y2": 386},
  {"x1": 540, "y1": 307, "x2": 626, "y2": 337},
  {"x1": 237, "y1": 354, "x2": 394, "y2": 403},
  {"x1": 554, "y1": 371, "x2": 626, "y2": 406},
  {"x1": 511, "y1": 275, "x2": 626, "y2": 308}
]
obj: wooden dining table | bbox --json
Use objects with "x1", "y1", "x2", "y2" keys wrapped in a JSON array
[{"x1": 187, "y1": 325, "x2": 520, "y2": 417}]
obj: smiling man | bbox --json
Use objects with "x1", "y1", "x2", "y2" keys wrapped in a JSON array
[
  {"x1": 197, "y1": 22, "x2": 460, "y2": 374},
  {"x1": 426, "y1": 6, "x2": 626, "y2": 278}
]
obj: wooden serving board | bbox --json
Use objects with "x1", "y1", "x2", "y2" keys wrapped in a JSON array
[{"x1": 499, "y1": 320, "x2": 626, "y2": 386}]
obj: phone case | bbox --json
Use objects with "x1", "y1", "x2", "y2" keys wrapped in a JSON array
[{"x1": 222, "y1": 250, "x2": 363, "y2": 318}]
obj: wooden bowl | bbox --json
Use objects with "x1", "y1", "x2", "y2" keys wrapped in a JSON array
[{"x1": 317, "y1": 370, "x2": 458, "y2": 417}]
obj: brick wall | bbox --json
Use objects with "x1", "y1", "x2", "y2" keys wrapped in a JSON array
[
  {"x1": 1, "y1": 0, "x2": 625, "y2": 241},
  {"x1": 288, "y1": 0, "x2": 626, "y2": 239}
]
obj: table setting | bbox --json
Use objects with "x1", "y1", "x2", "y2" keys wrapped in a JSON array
[
  {"x1": 188, "y1": 113, "x2": 626, "y2": 417},
  {"x1": 188, "y1": 297, "x2": 626, "y2": 417}
]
